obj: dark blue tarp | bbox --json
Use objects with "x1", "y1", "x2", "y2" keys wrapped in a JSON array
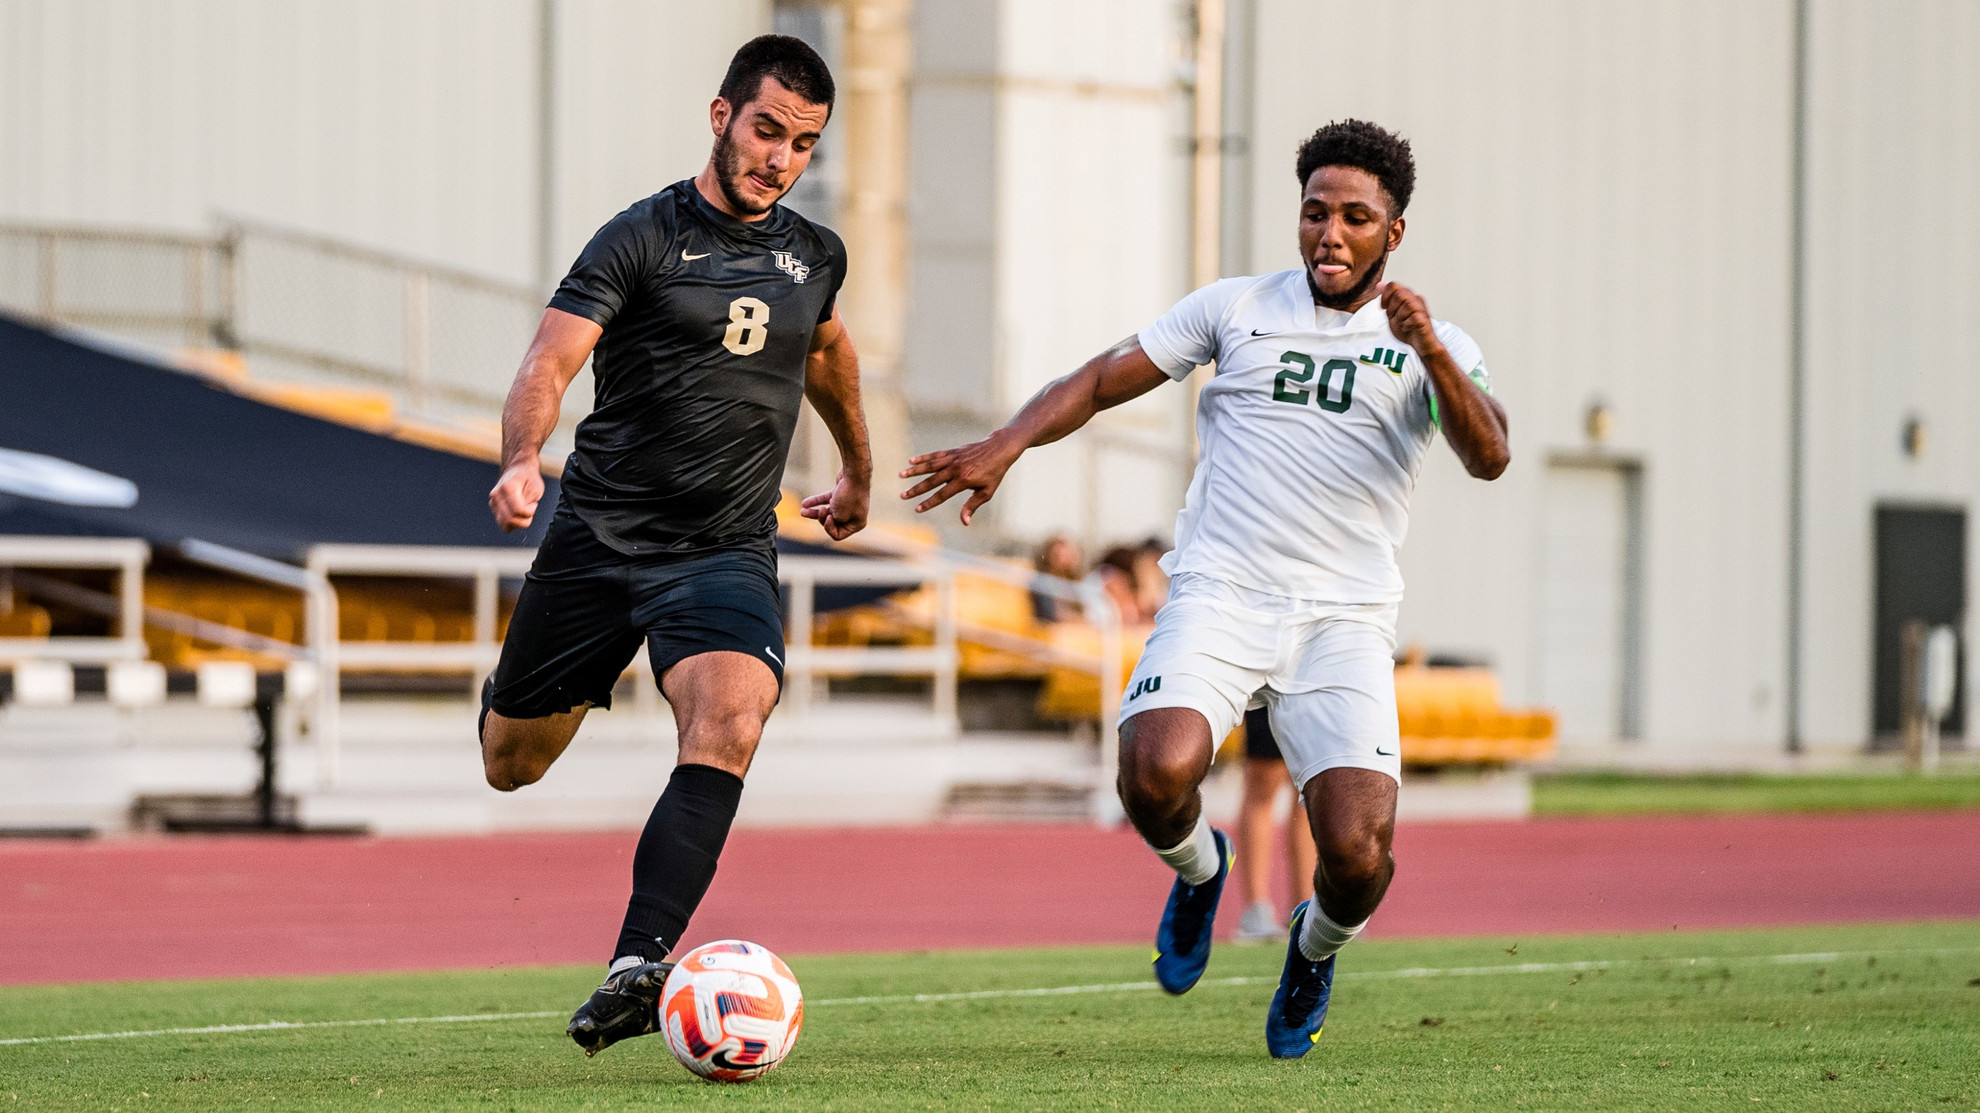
[
  {"x1": 0, "y1": 314, "x2": 854, "y2": 579},
  {"x1": 0, "y1": 314, "x2": 554, "y2": 558}
]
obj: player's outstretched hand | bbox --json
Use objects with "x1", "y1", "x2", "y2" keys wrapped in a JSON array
[
  {"x1": 1378, "y1": 282, "x2": 1442, "y2": 356},
  {"x1": 800, "y1": 469, "x2": 869, "y2": 542},
  {"x1": 489, "y1": 464, "x2": 543, "y2": 533},
  {"x1": 898, "y1": 432, "x2": 1022, "y2": 526}
]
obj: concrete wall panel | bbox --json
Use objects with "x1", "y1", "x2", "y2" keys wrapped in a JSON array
[{"x1": 1248, "y1": 0, "x2": 1794, "y2": 743}]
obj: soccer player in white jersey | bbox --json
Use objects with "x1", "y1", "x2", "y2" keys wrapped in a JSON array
[{"x1": 899, "y1": 120, "x2": 1509, "y2": 1057}]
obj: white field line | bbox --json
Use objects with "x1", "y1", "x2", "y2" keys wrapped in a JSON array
[{"x1": 3, "y1": 946, "x2": 1974, "y2": 1048}]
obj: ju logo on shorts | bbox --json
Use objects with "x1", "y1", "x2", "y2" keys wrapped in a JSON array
[{"x1": 1128, "y1": 676, "x2": 1162, "y2": 700}]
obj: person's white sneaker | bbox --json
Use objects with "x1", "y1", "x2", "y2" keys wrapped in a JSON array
[{"x1": 1235, "y1": 900, "x2": 1281, "y2": 942}]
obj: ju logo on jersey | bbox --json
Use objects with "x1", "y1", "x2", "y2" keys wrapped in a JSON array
[
  {"x1": 1358, "y1": 347, "x2": 1408, "y2": 374},
  {"x1": 1128, "y1": 676, "x2": 1163, "y2": 701}
]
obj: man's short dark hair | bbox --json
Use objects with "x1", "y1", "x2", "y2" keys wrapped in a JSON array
[
  {"x1": 718, "y1": 34, "x2": 836, "y2": 116},
  {"x1": 1294, "y1": 119, "x2": 1415, "y2": 215}
]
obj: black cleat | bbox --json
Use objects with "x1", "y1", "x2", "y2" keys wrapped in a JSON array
[{"x1": 567, "y1": 960, "x2": 675, "y2": 1056}]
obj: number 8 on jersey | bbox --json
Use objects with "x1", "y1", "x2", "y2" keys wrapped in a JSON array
[{"x1": 724, "y1": 296, "x2": 770, "y2": 356}]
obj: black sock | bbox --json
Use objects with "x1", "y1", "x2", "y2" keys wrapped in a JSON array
[{"x1": 614, "y1": 763, "x2": 745, "y2": 963}]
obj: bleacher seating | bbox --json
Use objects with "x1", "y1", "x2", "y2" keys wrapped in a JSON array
[
  {"x1": 4, "y1": 485, "x2": 1556, "y2": 771},
  {"x1": 1393, "y1": 665, "x2": 1557, "y2": 765},
  {"x1": 141, "y1": 573, "x2": 511, "y2": 672},
  {"x1": 0, "y1": 601, "x2": 53, "y2": 639}
]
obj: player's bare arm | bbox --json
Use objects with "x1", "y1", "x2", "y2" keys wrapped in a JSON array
[
  {"x1": 489, "y1": 307, "x2": 602, "y2": 531},
  {"x1": 1378, "y1": 282, "x2": 1510, "y2": 480},
  {"x1": 798, "y1": 306, "x2": 871, "y2": 541},
  {"x1": 899, "y1": 337, "x2": 1170, "y2": 525}
]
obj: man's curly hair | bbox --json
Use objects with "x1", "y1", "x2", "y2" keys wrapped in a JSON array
[{"x1": 1294, "y1": 119, "x2": 1415, "y2": 215}]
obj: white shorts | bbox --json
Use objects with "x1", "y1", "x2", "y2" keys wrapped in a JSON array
[{"x1": 1117, "y1": 573, "x2": 1401, "y2": 787}]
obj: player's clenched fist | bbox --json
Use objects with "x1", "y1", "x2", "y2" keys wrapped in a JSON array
[
  {"x1": 799, "y1": 470, "x2": 870, "y2": 541},
  {"x1": 1377, "y1": 282, "x2": 1442, "y2": 356},
  {"x1": 489, "y1": 464, "x2": 544, "y2": 532},
  {"x1": 898, "y1": 432, "x2": 1023, "y2": 526}
]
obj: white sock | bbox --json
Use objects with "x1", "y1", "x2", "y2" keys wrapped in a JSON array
[
  {"x1": 1150, "y1": 816, "x2": 1221, "y2": 886},
  {"x1": 608, "y1": 954, "x2": 646, "y2": 975},
  {"x1": 1297, "y1": 900, "x2": 1365, "y2": 961}
]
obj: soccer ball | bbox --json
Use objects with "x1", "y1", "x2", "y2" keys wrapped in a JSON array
[{"x1": 659, "y1": 940, "x2": 804, "y2": 1082}]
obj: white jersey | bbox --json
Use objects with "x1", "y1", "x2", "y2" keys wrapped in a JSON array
[{"x1": 1138, "y1": 268, "x2": 1489, "y2": 603}]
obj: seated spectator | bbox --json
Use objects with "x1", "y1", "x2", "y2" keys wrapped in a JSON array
[
  {"x1": 1029, "y1": 534, "x2": 1085, "y2": 622},
  {"x1": 1132, "y1": 536, "x2": 1170, "y2": 619},
  {"x1": 1095, "y1": 545, "x2": 1149, "y2": 624}
]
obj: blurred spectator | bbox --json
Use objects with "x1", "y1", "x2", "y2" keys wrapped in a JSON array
[
  {"x1": 1029, "y1": 534, "x2": 1085, "y2": 622},
  {"x1": 1132, "y1": 536, "x2": 1170, "y2": 618},
  {"x1": 1234, "y1": 706, "x2": 1317, "y2": 941},
  {"x1": 1096, "y1": 546, "x2": 1148, "y2": 624}
]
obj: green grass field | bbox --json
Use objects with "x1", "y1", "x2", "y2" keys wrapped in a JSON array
[
  {"x1": 1532, "y1": 768, "x2": 1980, "y2": 816},
  {"x1": 3, "y1": 922, "x2": 1977, "y2": 1111}
]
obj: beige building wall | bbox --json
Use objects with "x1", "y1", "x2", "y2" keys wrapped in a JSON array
[
  {"x1": 0, "y1": 0, "x2": 766, "y2": 289},
  {"x1": 905, "y1": 0, "x2": 1193, "y2": 552},
  {"x1": 1245, "y1": 0, "x2": 1796, "y2": 745},
  {"x1": 1800, "y1": 0, "x2": 1980, "y2": 745}
]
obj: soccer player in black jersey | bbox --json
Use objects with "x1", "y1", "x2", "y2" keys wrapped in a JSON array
[{"x1": 479, "y1": 35, "x2": 870, "y2": 1056}]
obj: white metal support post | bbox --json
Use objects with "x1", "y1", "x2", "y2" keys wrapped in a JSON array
[
  {"x1": 1091, "y1": 579, "x2": 1127, "y2": 826},
  {"x1": 0, "y1": 536, "x2": 150, "y2": 663},
  {"x1": 304, "y1": 544, "x2": 535, "y2": 786},
  {"x1": 785, "y1": 563, "x2": 816, "y2": 718}
]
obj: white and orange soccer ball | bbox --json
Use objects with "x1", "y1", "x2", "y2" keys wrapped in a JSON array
[{"x1": 658, "y1": 940, "x2": 805, "y2": 1082}]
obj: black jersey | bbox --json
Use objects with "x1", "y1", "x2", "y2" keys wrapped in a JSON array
[{"x1": 547, "y1": 179, "x2": 847, "y2": 556}]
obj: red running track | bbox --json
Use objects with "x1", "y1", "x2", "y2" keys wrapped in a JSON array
[{"x1": 3, "y1": 812, "x2": 1978, "y2": 985}]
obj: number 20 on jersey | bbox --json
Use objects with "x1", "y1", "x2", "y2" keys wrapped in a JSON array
[{"x1": 1271, "y1": 351, "x2": 1355, "y2": 412}]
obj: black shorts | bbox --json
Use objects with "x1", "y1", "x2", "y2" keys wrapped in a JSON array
[
  {"x1": 1243, "y1": 705, "x2": 1283, "y2": 761},
  {"x1": 488, "y1": 503, "x2": 785, "y2": 719}
]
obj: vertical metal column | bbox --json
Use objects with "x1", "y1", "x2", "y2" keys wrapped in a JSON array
[
  {"x1": 535, "y1": 0, "x2": 558, "y2": 291},
  {"x1": 1184, "y1": 0, "x2": 1228, "y2": 466},
  {"x1": 472, "y1": 563, "x2": 498, "y2": 696},
  {"x1": 1785, "y1": 0, "x2": 1810, "y2": 754},
  {"x1": 932, "y1": 568, "x2": 957, "y2": 725},
  {"x1": 786, "y1": 566, "x2": 816, "y2": 719},
  {"x1": 117, "y1": 548, "x2": 146, "y2": 659},
  {"x1": 838, "y1": 0, "x2": 913, "y2": 520}
]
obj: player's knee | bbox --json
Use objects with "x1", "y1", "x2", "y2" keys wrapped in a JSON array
[
  {"x1": 1116, "y1": 749, "x2": 1195, "y2": 813},
  {"x1": 1318, "y1": 832, "x2": 1392, "y2": 895},
  {"x1": 483, "y1": 752, "x2": 542, "y2": 792},
  {"x1": 678, "y1": 708, "x2": 764, "y2": 770}
]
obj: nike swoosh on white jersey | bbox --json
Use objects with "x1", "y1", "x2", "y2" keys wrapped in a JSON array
[{"x1": 681, "y1": 250, "x2": 710, "y2": 261}]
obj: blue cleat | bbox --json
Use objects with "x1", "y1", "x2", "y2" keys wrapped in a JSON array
[
  {"x1": 1151, "y1": 828, "x2": 1233, "y2": 995},
  {"x1": 1265, "y1": 900, "x2": 1336, "y2": 1058}
]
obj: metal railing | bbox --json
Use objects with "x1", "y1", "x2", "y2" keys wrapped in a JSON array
[
  {"x1": 290, "y1": 545, "x2": 986, "y2": 788},
  {"x1": 0, "y1": 531, "x2": 1130, "y2": 815},
  {"x1": 299, "y1": 544, "x2": 533, "y2": 784},
  {"x1": 781, "y1": 554, "x2": 959, "y2": 723},
  {"x1": 0, "y1": 220, "x2": 576, "y2": 449},
  {"x1": 0, "y1": 536, "x2": 149, "y2": 663},
  {"x1": 843, "y1": 530, "x2": 1129, "y2": 806}
]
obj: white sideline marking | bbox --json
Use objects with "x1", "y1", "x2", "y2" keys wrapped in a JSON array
[
  {"x1": 3, "y1": 947, "x2": 1973, "y2": 1048},
  {"x1": 0, "y1": 1011, "x2": 563, "y2": 1047}
]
